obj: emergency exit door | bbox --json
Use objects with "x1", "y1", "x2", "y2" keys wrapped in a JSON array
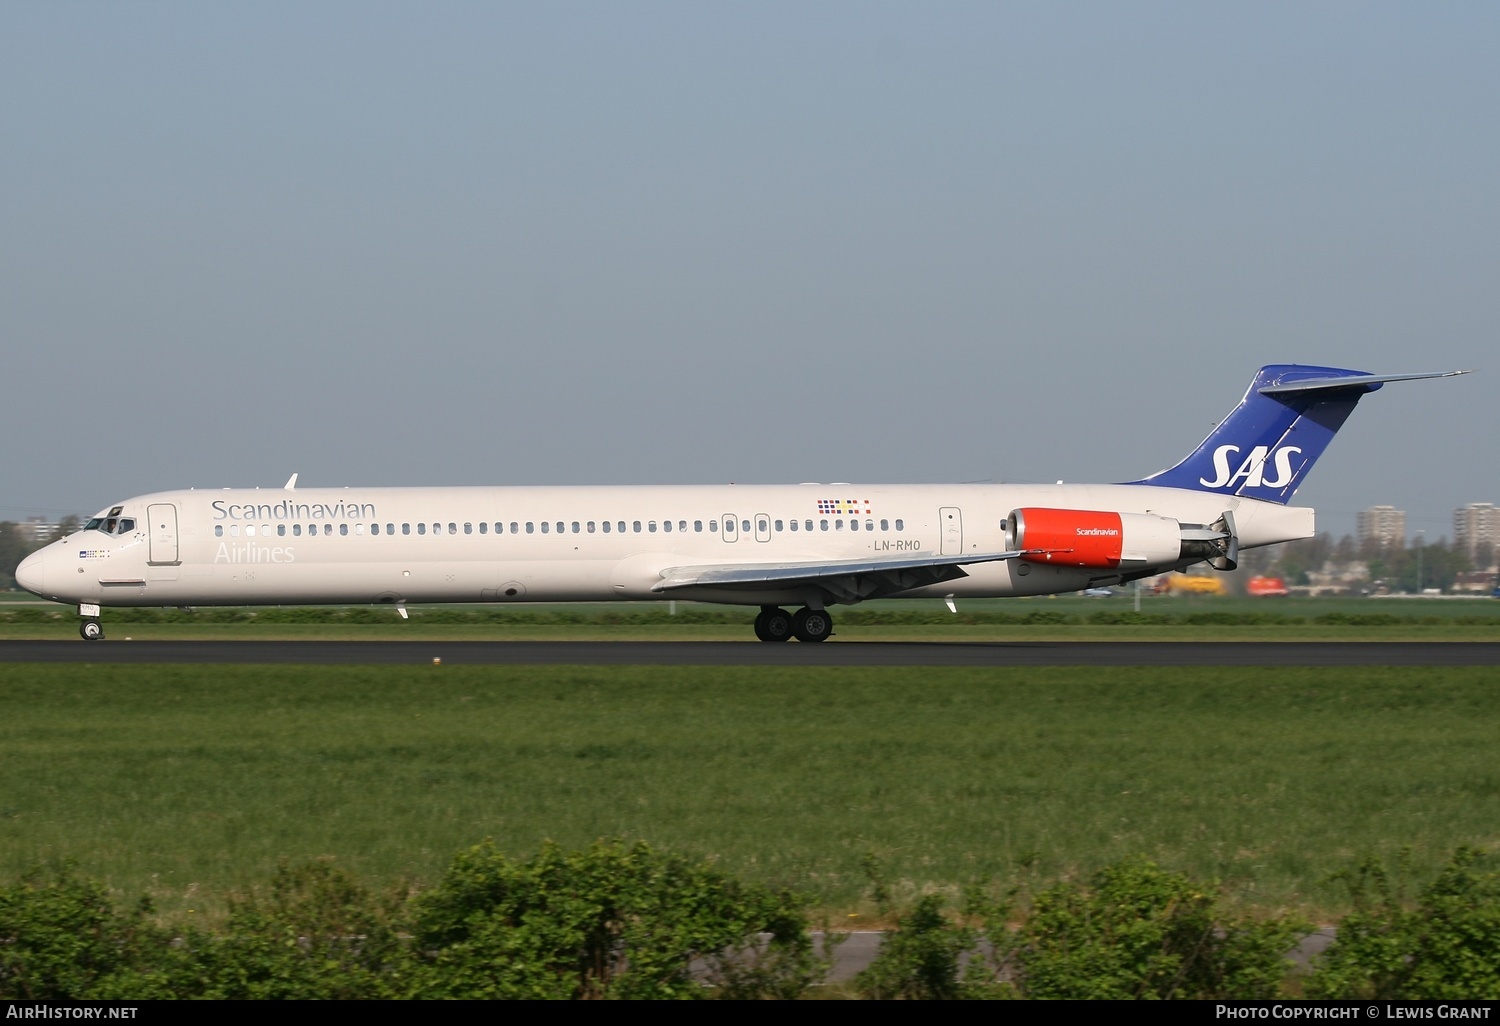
[{"x1": 939, "y1": 507, "x2": 963, "y2": 556}]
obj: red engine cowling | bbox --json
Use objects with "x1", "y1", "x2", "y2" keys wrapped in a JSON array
[{"x1": 1007, "y1": 507, "x2": 1183, "y2": 569}]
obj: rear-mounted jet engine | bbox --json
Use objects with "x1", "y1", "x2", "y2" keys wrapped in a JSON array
[{"x1": 1005, "y1": 507, "x2": 1219, "y2": 570}]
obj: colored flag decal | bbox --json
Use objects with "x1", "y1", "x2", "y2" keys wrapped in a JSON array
[{"x1": 816, "y1": 498, "x2": 872, "y2": 515}]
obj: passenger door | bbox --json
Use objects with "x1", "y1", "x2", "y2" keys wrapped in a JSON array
[{"x1": 147, "y1": 503, "x2": 180, "y2": 565}]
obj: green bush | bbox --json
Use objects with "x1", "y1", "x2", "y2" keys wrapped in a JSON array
[
  {"x1": 162, "y1": 861, "x2": 411, "y2": 999},
  {"x1": 1011, "y1": 858, "x2": 1306, "y2": 999},
  {"x1": 855, "y1": 894, "x2": 987, "y2": 999},
  {"x1": 1308, "y1": 847, "x2": 1500, "y2": 999},
  {"x1": 408, "y1": 839, "x2": 822, "y2": 999},
  {"x1": 0, "y1": 867, "x2": 162, "y2": 999}
]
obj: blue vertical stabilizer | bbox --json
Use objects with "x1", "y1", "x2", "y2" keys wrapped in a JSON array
[{"x1": 1123, "y1": 364, "x2": 1466, "y2": 504}]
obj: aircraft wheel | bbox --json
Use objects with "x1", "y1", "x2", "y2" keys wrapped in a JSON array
[
  {"x1": 791, "y1": 607, "x2": 833, "y2": 643},
  {"x1": 80, "y1": 619, "x2": 104, "y2": 642},
  {"x1": 758, "y1": 607, "x2": 793, "y2": 643},
  {"x1": 753, "y1": 609, "x2": 771, "y2": 641}
]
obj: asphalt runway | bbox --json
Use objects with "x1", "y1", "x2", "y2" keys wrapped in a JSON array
[{"x1": 2, "y1": 640, "x2": 1498, "y2": 666}]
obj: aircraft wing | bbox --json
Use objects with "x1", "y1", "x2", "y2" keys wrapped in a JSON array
[{"x1": 651, "y1": 550, "x2": 1025, "y2": 604}]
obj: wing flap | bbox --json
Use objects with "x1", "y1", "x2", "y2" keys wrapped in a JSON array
[{"x1": 651, "y1": 550, "x2": 1026, "y2": 603}]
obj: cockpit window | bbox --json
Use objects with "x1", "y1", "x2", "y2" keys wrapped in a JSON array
[
  {"x1": 118, "y1": 518, "x2": 135, "y2": 533},
  {"x1": 108, "y1": 507, "x2": 123, "y2": 517},
  {"x1": 85, "y1": 518, "x2": 104, "y2": 531},
  {"x1": 104, "y1": 518, "x2": 118, "y2": 533}
]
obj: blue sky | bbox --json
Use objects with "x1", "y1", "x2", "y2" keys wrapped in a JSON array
[{"x1": 2, "y1": 2, "x2": 1494, "y2": 541}]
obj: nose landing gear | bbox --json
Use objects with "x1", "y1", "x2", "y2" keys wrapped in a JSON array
[{"x1": 80, "y1": 619, "x2": 104, "y2": 641}]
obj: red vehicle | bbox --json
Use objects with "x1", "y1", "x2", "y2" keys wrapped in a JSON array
[{"x1": 1247, "y1": 576, "x2": 1289, "y2": 597}]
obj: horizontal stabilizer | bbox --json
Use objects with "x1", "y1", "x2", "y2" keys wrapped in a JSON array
[{"x1": 1258, "y1": 369, "x2": 1472, "y2": 395}]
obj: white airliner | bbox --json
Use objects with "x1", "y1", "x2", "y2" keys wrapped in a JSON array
[{"x1": 15, "y1": 364, "x2": 1468, "y2": 642}]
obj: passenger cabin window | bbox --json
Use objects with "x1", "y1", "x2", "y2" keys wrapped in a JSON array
[
  {"x1": 215, "y1": 525, "x2": 223, "y2": 537},
  {"x1": 662, "y1": 520, "x2": 671, "y2": 533},
  {"x1": 277, "y1": 525, "x2": 287, "y2": 537},
  {"x1": 602, "y1": 521, "x2": 611, "y2": 533},
  {"x1": 709, "y1": 520, "x2": 717, "y2": 532},
  {"x1": 587, "y1": 521, "x2": 595, "y2": 533},
  {"x1": 479, "y1": 523, "x2": 487, "y2": 534},
  {"x1": 572, "y1": 522, "x2": 580, "y2": 533},
  {"x1": 541, "y1": 522, "x2": 549, "y2": 533},
  {"x1": 402, "y1": 524, "x2": 411, "y2": 535},
  {"x1": 633, "y1": 521, "x2": 642, "y2": 533},
  {"x1": 881, "y1": 519, "x2": 889, "y2": 531},
  {"x1": 617, "y1": 521, "x2": 625, "y2": 533},
  {"x1": 649, "y1": 521, "x2": 657, "y2": 533},
  {"x1": 694, "y1": 520, "x2": 702, "y2": 532},
  {"x1": 340, "y1": 524, "x2": 349, "y2": 536},
  {"x1": 464, "y1": 523, "x2": 472, "y2": 535},
  {"x1": 526, "y1": 523, "x2": 534, "y2": 534},
  {"x1": 386, "y1": 524, "x2": 394, "y2": 535},
  {"x1": 895, "y1": 519, "x2": 904, "y2": 531},
  {"x1": 418, "y1": 523, "x2": 426, "y2": 535},
  {"x1": 789, "y1": 520, "x2": 798, "y2": 532}
]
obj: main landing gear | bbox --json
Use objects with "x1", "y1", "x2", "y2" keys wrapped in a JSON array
[{"x1": 753, "y1": 606, "x2": 833, "y2": 643}]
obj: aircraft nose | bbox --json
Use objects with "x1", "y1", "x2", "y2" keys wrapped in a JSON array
[{"x1": 14, "y1": 548, "x2": 49, "y2": 597}]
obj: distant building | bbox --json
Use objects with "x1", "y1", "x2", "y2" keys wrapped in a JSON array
[
  {"x1": 20, "y1": 517, "x2": 62, "y2": 545},
  {"x1": 1357, "y1": 506, "x2": 1406, "y2": 548},
  {"x1": 1454, "y1": 503, "x2": 1500, "y2": 567},
  {"x1": 1454, "y1": 570, "x2": 1498, "y2": 595}
]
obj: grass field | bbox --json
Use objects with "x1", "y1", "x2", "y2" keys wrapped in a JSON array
[
  {"x1": 3, "y1": 594, "x2": 1499, "y2": 642},
  {"x1": 2, "y1": 662, "x2": 1497, "y2": 923}
]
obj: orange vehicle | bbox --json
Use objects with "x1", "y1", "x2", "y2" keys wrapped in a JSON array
[
  {"x1": 1247, "y1": 576, "x2": 1289, "y2": 597},
  {"x1": 1168, "y1": 575, "x2": 1227, "y2": 596}
]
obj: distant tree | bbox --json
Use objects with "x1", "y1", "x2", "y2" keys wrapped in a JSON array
[
  {"x1": 57, "y1": 515, "x2": 81, "y2": 537},
  {"x1": 1269, "y1": 532, "x2": 1333, "y2": 586},
  {"x1": 1396, "y1": 537, "x2": 1468, "y2": 593},
  {"x1": 0, "y1": 523, "x2": 31, "y2": 590},
  {"x1": 1474, "y1": 541, "x2": 1497, "y2": 573}
]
